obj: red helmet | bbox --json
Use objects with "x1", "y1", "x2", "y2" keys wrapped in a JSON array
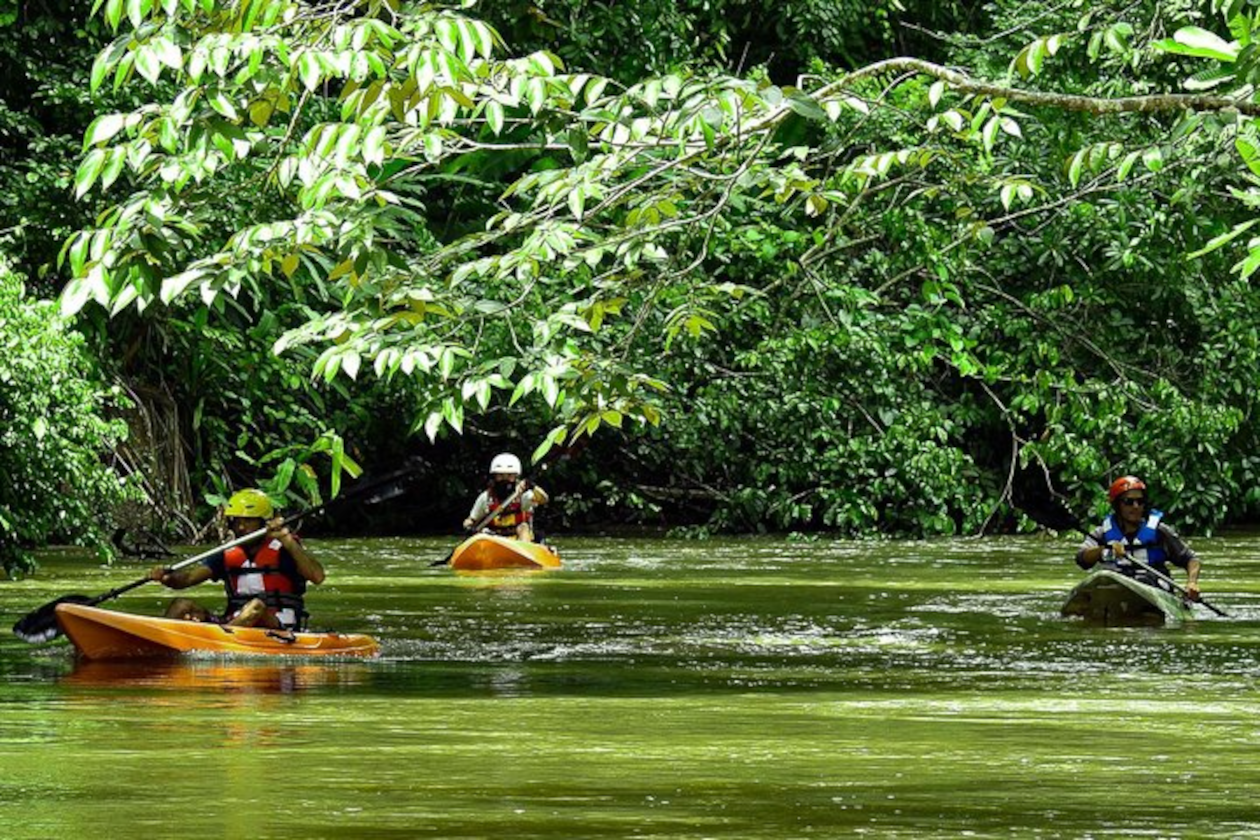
[{"x1": 1108, "y1": 475, "x2": 1147, "y2": 504}]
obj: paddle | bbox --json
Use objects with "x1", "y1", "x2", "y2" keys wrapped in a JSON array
[
  {"x1": 430, "y1": 479, "x2": 531, "y2": 567},
  {"x1": 12, "y1": 461, "x2": 423, "y2": 643},
  {"x1": 1018, "y1": 499, "x2": 1229, "y2": 618}
]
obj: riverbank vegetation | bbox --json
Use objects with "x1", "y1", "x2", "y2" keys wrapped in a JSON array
[{"x1": 4, "y1": 0, "x2": 1260, "y2": 573}]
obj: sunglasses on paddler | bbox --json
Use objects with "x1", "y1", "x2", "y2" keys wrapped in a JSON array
[{"x1": 1118, "y1": 496, "x2": 1147, "y2": 507}]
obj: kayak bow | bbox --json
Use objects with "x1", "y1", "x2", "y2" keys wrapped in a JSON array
[
  {"x1": 448, "y1": 533, "x2": 561, "y2": 571},
  {"x1": 1060, "y1": 569, "x2": 1194, "y2": 626}
]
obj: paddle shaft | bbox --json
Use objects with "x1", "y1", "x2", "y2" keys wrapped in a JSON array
[
  {"x1": 98, "y1": 525, "x2": 281, "y2": 603},
  {"x1": 1098, "y1": 545, "x2": 1227, "y2": 617}
]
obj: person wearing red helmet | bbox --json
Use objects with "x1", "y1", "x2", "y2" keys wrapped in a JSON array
[{"x1": 1075, "y1": 475, "x2": 1201, "y2": 600}]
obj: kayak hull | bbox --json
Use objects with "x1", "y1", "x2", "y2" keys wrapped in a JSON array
[
  {"x1": 1061, "y1": 569, "x2": 1193, "y2": 626},
  {"x1": 449, "y1": 533, "x2": 561, "y2": 571},
  {"x1": 54, "y1": 603, "x2": 380, "y2": 660}
]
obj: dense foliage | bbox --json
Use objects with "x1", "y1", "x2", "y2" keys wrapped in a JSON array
[
  {"x1": 0, "y1": 0, "x2": 117, "y2": 290},
  {"x1": 7, "y1": 0, "x2": 1260, "y2": 557},
  {"x1": 0, "y1": 260, "x2": 133, "y2": 574}
]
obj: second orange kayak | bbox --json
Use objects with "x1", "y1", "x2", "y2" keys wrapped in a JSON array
[
  {"x1": 449, "y1": 534, "x2": 562, "y2": 571},
  {"x1": 55, "y1": 603, "x2": 381, "y2": 660}
]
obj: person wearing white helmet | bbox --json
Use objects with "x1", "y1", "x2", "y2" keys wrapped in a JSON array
[{"x1": 463, "y1": 452, "x2": 550, "y2": 542}]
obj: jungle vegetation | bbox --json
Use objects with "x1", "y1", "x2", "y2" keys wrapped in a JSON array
[{"x1": 4, "y1": 0, "x2": 1260, "y2": 573}]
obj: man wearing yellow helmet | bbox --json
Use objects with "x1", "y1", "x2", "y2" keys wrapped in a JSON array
[{"x1": 148, "y1": 488, "x2": 326, "y2": 628}]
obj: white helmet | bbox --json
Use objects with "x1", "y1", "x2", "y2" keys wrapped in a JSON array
[{"x1": 489, "y1": 453, "x2": 522, "y2": 475}]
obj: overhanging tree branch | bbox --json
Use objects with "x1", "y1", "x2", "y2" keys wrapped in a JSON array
[{"x1": 826, "y1": 57, "x2": 1260, "y2": 117}]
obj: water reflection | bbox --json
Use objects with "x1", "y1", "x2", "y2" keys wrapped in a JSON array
[{"x1": 61, "y1": 658, "x2": 375, "y2": 694}]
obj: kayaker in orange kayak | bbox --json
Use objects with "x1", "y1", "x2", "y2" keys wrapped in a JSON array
[
  {"x1": 462, "y1": 453, "x2": 550, "y2": 542},
  {"x1": 148, "y1": 489, "x2": 326, "y2": 629},
  {"x1": 1074, "y1": 475, "x2": 1201, "y2": 600}
]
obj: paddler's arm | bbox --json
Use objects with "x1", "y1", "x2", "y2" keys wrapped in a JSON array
[
  {"x1": 1160, "y1": 523, "x2": 1201, "y2": 600},
  {"x1": 1076, "y1": 530, "x2": 1121, "y2": 569},
  {"x1": 463, "y1": 492, "x2": 490, "y2": 531},
  {"x1": 522, "y1": 480, "x2": 548, "y2": 506},
  {"x1": 148, "y1": 563, "x2": 214, "y2": 589},
  {"x1": 1184, "y1": 557, "x2": 1202, "y2": 600},
  {"x1": 268, "y1": 516, "x2": 325, "y2": 585}
]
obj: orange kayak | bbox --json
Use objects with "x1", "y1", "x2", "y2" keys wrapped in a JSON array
[
  {"x1": 449, "y1": 534, "x2": 562, "y2": 571},
  {"x1": 54, "y1": 603, "x2": 380, "y2": 660}
]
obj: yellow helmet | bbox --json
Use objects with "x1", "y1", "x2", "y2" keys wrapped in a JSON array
[{"x1": 223, "y1": 488, "x2": 274, "y2": 519}]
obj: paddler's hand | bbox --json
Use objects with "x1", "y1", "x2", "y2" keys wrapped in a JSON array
[
  {"x1": 1108, "y1": 541, "x2": 1127, "y2": 559},
  {"x1": 1185, "y1": 580, "x2": 1202, "y2": 601},
  {"x1": 266, "y1": 516, "x2": 294, "y2": 544},
  {"x1": 148, "y1": 565, "x2": 173, "y2": 585}
]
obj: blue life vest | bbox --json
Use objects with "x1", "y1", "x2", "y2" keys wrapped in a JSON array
[{"x1": 1102, "y1": 509, "x2": 1169, "y2": 575}]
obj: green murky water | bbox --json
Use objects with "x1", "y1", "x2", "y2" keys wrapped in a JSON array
[{"x1": 3, "y1": 534, "x2": 1260, "y2": 838}]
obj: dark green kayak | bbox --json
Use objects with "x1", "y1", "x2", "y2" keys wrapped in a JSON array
[{"x1": 1061, "y1": 569, "x2": 1194, "y2": 626}]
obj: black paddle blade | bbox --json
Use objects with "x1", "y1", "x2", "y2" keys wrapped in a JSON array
[
  {"x1": 11, "y1": 594, "x2": 95, "y2": 643},
  {"x1": 361, "y1": 479, "x2": 412, "y2": 506}
]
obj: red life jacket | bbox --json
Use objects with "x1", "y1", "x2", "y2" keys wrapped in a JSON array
[
  {"x1": 486, "y1": 494, "x2": 531, "y2": 536},
  {"x1": 223, "y1": 538, "x2": 304, "y2": 624}
]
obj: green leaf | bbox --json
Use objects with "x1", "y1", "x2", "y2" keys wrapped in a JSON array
[
  {"x1": 298, "y1": 52, "x2": 323, "y2": 91},
  {"x1": 341, "y1": 350, "x2": 361, "y2": 380},
  {"x1": 104, "y1": 0, "x2": 123, "y2": 29},
  {"x1": 485, "y1": 100, "x2": 504, "y2": 135},
  {"x1": 1184, "y1": 66, "x2": 1236, "y2": 91},
  {"x1": 509, "y1": 373, "x2": 535, "y2": 406},
  {"x1": 90, "y1": 51, "x2": 113, "y2": 92},
  {"x1": 540, "y1": 373, "x2": 559, "y2": 406},
  {"x1": 423, "y1": 410, "x2": 442, "y2": 442},
  {"x1": 1066, "y1": 149, "x2": 1085, "y2": 188},
  {"x1": 160, "y1": 267, "x2": 206, "y2": 304},
  {"x1": 99, "y1": 147, "x2": 127, "y2": 190},
  {"x1": 83, "y1": 113, "x2": 126, "y2": 149},
  {"x1": 1237, "y1": 137, "x2": 1260, "y2": 177},
  {"x1": 1236, "y1": 245, "x2": 1260, "y2": 280},
  {"x1": 981, "y1": 116, "x2": 999, "y2": 152},
  {"x1": 531, "y1": 424, "x2": 567, "y2": 463},
  {"x1": 928, "y1": 80, "x2": 945, "y2": 108},
  {"x1": 1186, "y1": 219, "x2": 1258, "y2": 259},
  {"x1": 1154, "y1": 26, "x2": 1239, "y2": 62},
  {"x1": 125, "y1": 0, "x2": 147, "y2": 28},
  {"x1": 74, "y1": 149, "x2": 107, "y2": 198},
  {"x1": 363, "y1": 126, "x2": 386, "y2": 166},
  {"x1": 1116, "y1": 150, "x2": 1142, "y2": 182},
  {"x1": 60, "y1": 276, "x2": 94, "y2": 316},
  {"x1": 786, "y1": 92, "x2": 827, "y2": 121}
]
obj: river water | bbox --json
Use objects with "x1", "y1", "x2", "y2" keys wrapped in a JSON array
[{"x1": 2, "y1": 534, "x2": 1259, "y2": 838}]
